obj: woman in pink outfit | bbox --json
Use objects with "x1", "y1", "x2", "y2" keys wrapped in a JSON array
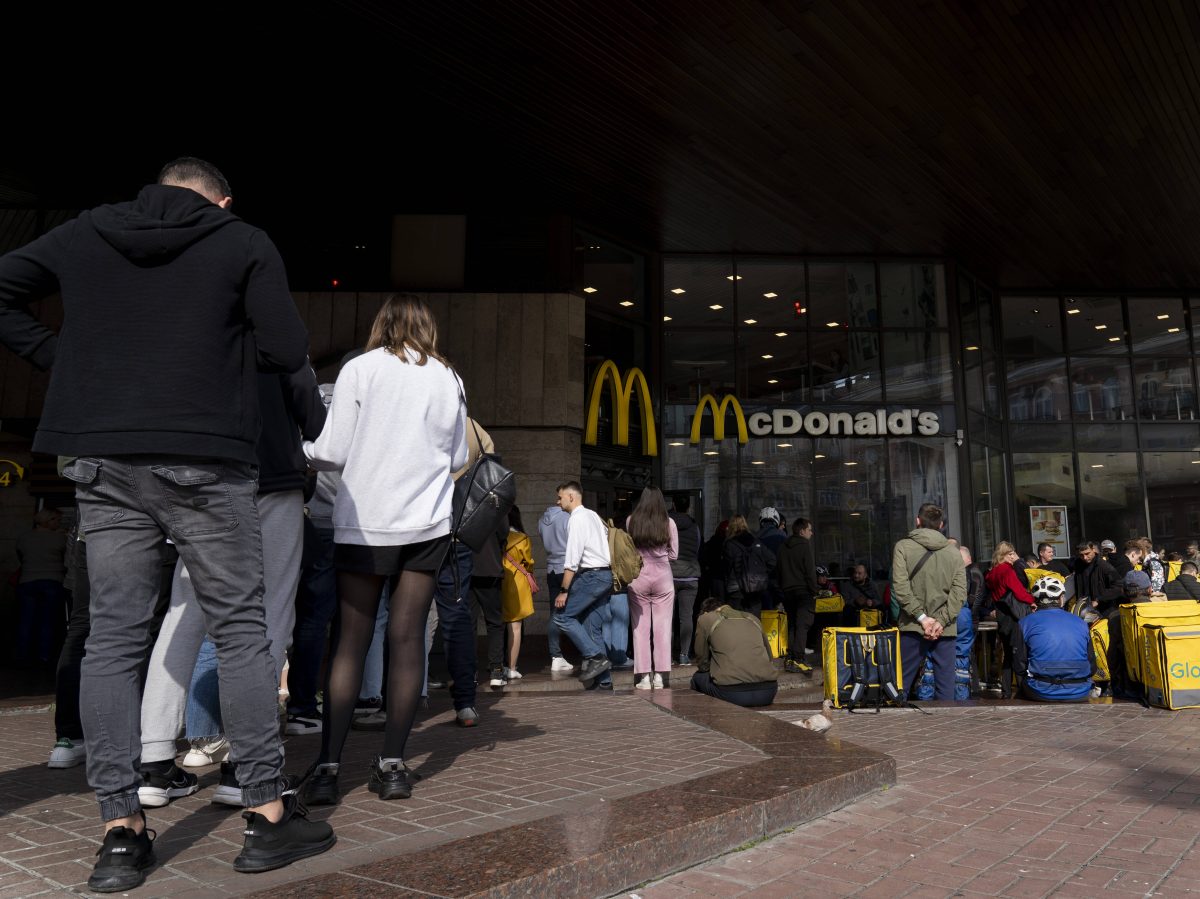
[{"x1": 626, "y1": 487, "x2": 678, "y2": 689}]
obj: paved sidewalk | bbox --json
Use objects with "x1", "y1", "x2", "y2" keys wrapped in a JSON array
[
  {"x1": 0, "y1": 694, "x2": 764, "y2": 897},
  {"x1": 635, "y1": 703, "x2": 1200, "y2": 898}
]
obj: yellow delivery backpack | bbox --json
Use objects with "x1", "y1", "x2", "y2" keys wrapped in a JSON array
[
  {"x1": 1140, "y1": 625, "x2": 1200, "y2": 709},
  {"x1": 815, "y1": 591, "x2": 844, "y2": 614},
  {"x1": 821, "y1": 626, "x2": 903, "y2": 709},
  {"x1": 760, "y1": 608, "x2": 788, "y2": 659},
  {"x1": 1090, "y1": 618, "x2": 1110, "y2": 683},
  {"x1": 1120, "y1": 600, "x2": 1200, "y2": 683}
]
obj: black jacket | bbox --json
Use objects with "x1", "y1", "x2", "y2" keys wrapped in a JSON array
[
  {"x1": 1074, "y1": 557, "x2": 1122, "y2": 612},
  {"x1": 256, "y1": 367, "x2": 326, "y2": 495},
  {"x1": 778, "y1": 534, "x2": 819, "y2": 597},
  {"x1": 669, "y1": 512, "x2": 701, "y2": 578},
  {"x1": 842, "y1": 576, "x2": 882, "y2": 609},
  {"x1": 1165, "y1": 574, "x2": 1200, "y2": 601},
  {"x1": 0, "y1": 184, "x2": 308, "y2": 464}
]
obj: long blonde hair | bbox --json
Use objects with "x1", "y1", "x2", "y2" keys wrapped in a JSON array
[
  {"x1": 726, "y1": 515, "x2": 749, "y2": 539},
  {"x1": 366, "y1": 293, "x2": 449, "y2": 366},
  {"x1": 991, "y1": 541, "x2": 1016, "y2": 568}
]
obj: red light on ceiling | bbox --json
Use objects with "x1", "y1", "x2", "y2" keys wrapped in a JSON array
[{"x1": 331, "y1": 279, "x2": 340, "y2": 288}]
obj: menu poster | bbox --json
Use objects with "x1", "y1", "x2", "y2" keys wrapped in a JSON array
[{"x1": 1029, "y1": 505, "x2": 1069, "y2": 558}]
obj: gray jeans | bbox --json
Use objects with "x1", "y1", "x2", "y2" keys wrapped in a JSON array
[{"x1": 66, "y1": 456, "x2": 284, "y2": 821}]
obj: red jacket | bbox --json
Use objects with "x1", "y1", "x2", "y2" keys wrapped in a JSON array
[{"x1": 985, "y1": 562, "x2": 1035, "y2": 606}]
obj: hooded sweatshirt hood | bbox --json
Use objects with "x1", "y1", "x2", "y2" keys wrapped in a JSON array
[
  {"x1": 906, "y1": 527, "x2": 950, "y2": 551},
  {"x1": 90, "y1": 184, "x2": 237, "y2": 262}
]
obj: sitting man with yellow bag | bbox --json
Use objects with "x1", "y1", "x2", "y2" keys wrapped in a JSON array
[{"x1": 691, "y1": 597, "x2": 778, "y2": 707}]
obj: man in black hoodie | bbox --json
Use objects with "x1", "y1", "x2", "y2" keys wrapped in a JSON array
[
  {"x1": 669, "y1": 494, "x2": 702, "y2": 664},
  {"x1": 778, "y1": 518, "x2": 819, "y2": 673},
  {"x1": 0, "y1": 158, "x2": 333, "y2": 890}
]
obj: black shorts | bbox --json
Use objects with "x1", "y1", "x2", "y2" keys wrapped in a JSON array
[{"x1": 334, "y1": 535, "x2": 451, "y2": 576}]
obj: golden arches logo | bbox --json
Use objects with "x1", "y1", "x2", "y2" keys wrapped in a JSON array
[
  {"x1": 584, "y1": 361, "x2": 658, "y2": 456},
  {"x1": 690, "y1": 394, "x2": 748, "y2": 444}
]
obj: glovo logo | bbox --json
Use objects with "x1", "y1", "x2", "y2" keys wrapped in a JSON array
[
  {"x1": 584, "y1": 361, "x2": 658, "y2": 456},
  {"x1": 690, "y1": 394, "x2": 748, "y2": 445}
]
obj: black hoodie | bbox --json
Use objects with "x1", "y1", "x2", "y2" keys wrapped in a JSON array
[{"x1": 0, "y1": 184, "x2": 308, "y2": 463}]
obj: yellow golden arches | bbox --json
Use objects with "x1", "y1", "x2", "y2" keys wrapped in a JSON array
[
  {"x1": 583, "y1": 361, "x2": 658, "y2": 456},
  {"x1": 690, "y1": 394, "x2": 748, "y2": 445}
]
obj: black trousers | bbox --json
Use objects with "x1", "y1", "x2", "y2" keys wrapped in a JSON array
[
  {"x1": 691, "y1": 671, "x2": 777, "y2": 707},
  {"x1": 469, "y1": 576, "x2": 505, "y2": 672},
  {"x1": 781, "y1": 589, "x2": 816, "y2": 659},
  {"x1": 674, "y1": 580, "x2": 698, "y2": 658}
]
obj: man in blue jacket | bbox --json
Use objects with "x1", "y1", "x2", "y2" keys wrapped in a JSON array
[{"x1": 1014, "y1": 576, "x2": 1095, "y2": 701}]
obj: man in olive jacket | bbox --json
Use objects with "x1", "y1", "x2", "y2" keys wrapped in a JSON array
[{"x1": 891, "y1": 503, "x2": 967, "y2": 701}]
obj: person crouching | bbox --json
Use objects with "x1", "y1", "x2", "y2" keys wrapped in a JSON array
[
  {"x1": 690, "y1": 597, "x2": 778, "y2": 707},
  {"x1": 1013, "y1": 577, "x2": 1095, "y2": 702}
]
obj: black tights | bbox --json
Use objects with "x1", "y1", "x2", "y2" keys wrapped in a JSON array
[{"x1": 319, "y1": 568, "x2": 435, "y2": 764}]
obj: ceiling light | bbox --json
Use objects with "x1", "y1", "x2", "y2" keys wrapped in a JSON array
[
  {"x1": 703, "y1": 451, "x2": 719, "y2": 456},
  {"x1": 814, "y1": 454, "x2": 826, "y2": 459},
  {"x1": 583, "y1": 287, "x2": 597, "y2": 294},
  {"x1": 1168, "y1": 327, "x2": 1181, "y2": 333},
  {"x1": 761, "y1": 354, "x2": 774, "y2": 359},
  {"x1": 663, "y1": 315, "x2": 672, "y2": 322},
  {"x1": 775, "y1": 331, "x2": 788, "y2": 337},
  {"x1": 668, "y1": 442, "x2": 684, "y2": 447},
  {"x1": 826, "y1": 321, "x2": 840, "y2": 328},
  {"x1": 1192, "y1": 460, "x2": 1200, "y2": 465},
  {"x1": 1158, "y1": 314, "x2": 1170, "y2": 320},
  {"x1": 1067, "y1": 308, "x2": 1080, "y2": 315},
  {"x1": 751, "y1": 460, "x2": 765, "y2": 465},
  {"x1": 799, "y1": 307, "x2": 807, "y2": 314},
  {"x1": 850, "y1": 512, "x2": 861, "y2": 517},
  {"x1": 965, "y1": 345, "x2": 979, "y2": 351},
  {"x1": 619, "y1": 300, "x2": 634, "y2": 307},
  {"x1": 1031, "y1": 309, "x2": 1039, "y2": 314},
  {"x1": 767, "y1": 378, "x2": 779, "y2": 384},
  {"x1": 778, "y1": 443, "x2": 793, "y2": 448},
  {"x1": 845, "y1": 461, "x2": 858, "y2": 466},
  {"x1": 709, "y1": 304, "x2": 724, "y2": 310},
  {"x1": 1108, "y1": 337, "x2": 1121, "y2": 342},
  {"x1": 846, "y1": 479, "x2": 858, "y2": 484},
  {"x1": 763, "y1": 292, "x2": 778, "y2": 298},
  {"x1": 1094, "y1": 324, "x2": 1107, "y2": 330},
  {"x1": 744, "y1": 318, "x2": 758, "y2": 324},
  {"x1": 670, "y1": 288, "x2": 686, "y2": 295},
  {"x1": 726, "y1": 275, "x2": 743, "y2": 281},
  {"x1": 1092, "y1": 464, "x2": 1104, "y2": 468}
]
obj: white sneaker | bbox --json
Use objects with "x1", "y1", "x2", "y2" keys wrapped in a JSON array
[
  {"x1": 284, "y1": 714, "x2": 322, "y2": 736},
  {"x1": 182, "y1": 736, "x2": 230, "y2": 768},
  {"x1": 550, "y1": 656, "x2": 574, "y2": 672},
  {"x1": 48, "y1": 737, "x2": 86, "y2": 769},
  {"x1": 635, "y1": 674, "x2": 652, "y2": 690},
  {"x1": 503, "y1": 667, "x2": 523, "y2": 680},
  {"x1": 651, "y1": 673, "x2": 664, "y2": 689}
]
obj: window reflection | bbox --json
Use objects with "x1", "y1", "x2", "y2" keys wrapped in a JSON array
[
  {"x1": 1132, "y1": 357, "x2": 1196, "y2": 421},
  {"x1": 1144, "y1": 453, "x2": 1200, "y2": 553},
  {"x1": 1012, "y1": 452, "x2": 1080, "y2": 557},
  {"x1": 812, "y1": 439, "x2": 889, "y2": 578},
  {"x1": 808, "y1": 263, "x2": 877, "y2": 328},
  {"x1": 1065, "y1": 297, "x2": 1125, "y2": 353},
  {"x1": 663, "y1": 258, "x2": 734, "y2": 325},
  {"x1": 740, "y1": 330, "x2": 806, "y2": 401},
  {"x1": 885, "y1": 331, "x2": 953, "y2": 401},
  {"x1": 1070, "y1": 357, "x2": 1133, "y2": 421},
  {"x1": 1001, "y1": 296, "x2": 1062, "y2": 355},
  {"x1": 809, "y1": 329, "x2": 881, "y2": 401},
  {"x1": 663, "y1": 331, "x2": 734, "y2": 404},
  {"x1": 1078, "y1": 452, "x2": 1145, "y2": 541},
  {"x1": 1128, "y1": 298, "x2": 1189, "y2": 355},
  {"x1": 1006, "y1": 358, "x2": 1068, "y2": 421},
  {"x1": 736, "y1": 260, "x2": 806, "y2": 328},
  {"x1": 881, "y1": 264, "x2": 945, "y2": 328}
]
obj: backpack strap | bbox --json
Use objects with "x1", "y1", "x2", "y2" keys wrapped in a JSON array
[{"x1": 908, "y1": 547, "x2": 937, "y2": 580}]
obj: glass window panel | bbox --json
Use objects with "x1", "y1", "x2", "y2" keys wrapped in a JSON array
[
  {"x1": 1012, "y1": 452, "x2": 1081, "y2": 559},
  {"x1": 808, "y1": 263, "x2": 878, "y2": 329},
  {"x1": 739, "y1": 438, "x2": 814, "y2": 533},
  {"x1": 978, "y1": 284, "x2": 995, "y2": 350},
  {"x1": 661, "y1": 438, "x2": 737, "y2": 538},
  {"x1": 1190, "y1": 297, "x2": 1200, "y2": 345},
  {"x1": 1065, "y1": 296, "x2": 1125, "y2": 353},
  {"x1": 663, "y1": 331, "x2": 734, "y2": 404},
  {"x1": 1129, "y1": 298, "x2": 1189, "y2": 355},
  {"x1": 889, "y1": 437, "x2": 961, "y2": 543},
  {"x1": 1006, "y1": 358, "x2": 1068, "y2": 422},
  {"x1": 1008, "y1": 422, "x2": 1073, "y2": 451},
  {"x1": 1070, "y1": 357, "x2": 1134, "y2": 421},
  {"x1": 740, "y1": 329, "x2": 807, "y2": 402},
  {"x1": 1078, "y1": 452, "x2": 1145, "y2": 543},
  {"x1": 1140, "y1": 423, "x2": 1200, "y2": 451},
  {"x1": 811, "y1": 439, "x2": 890, "y2": 579},
  {"x1": 1074, "y1": 423, "x2": 1138, "y2": 452},
  {"x1": 1144, "y1": 453, "x2": 1200, "y2": 551},
  {"x1": 880, "y1": 263, "x2": 946, "y2": 328},
  {"x1": 735, "y1": 259, "x2": 806, "y2": 328},
  {"x1": 959, "y1": 276, "x2": 980, "y2": 349},
  {"x1": 884, "y1": 331, "x2": 954, "y2": 402},
  {"x1": 809, "y1": 329, "x2": 882, "y2": 401},
  {"x1": 964, "y1": 353, "x2": 984, "y2": 413},
  {"x1": 575, "y1": 232, "x2": 646, "y2": 321},
  {"x1": 969, "y1": 442, "x2": 1003, "y2": 554},
  {"x1": 1133, "y1": 357, "x2": 1197, "y2": 421},
  {"x1": 663, "y1": 257, "x2": 734, "y2": 326},
  {"x1": 982, "y1": 352, "x2": 1002, "y2": 417},
  {"x1": 1001, "y1": 296, "x2": 1062, "y2": 355}
]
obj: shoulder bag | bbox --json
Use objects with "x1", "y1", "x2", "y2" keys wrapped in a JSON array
[{"x1": 451, "y1": 384, "x2": 517, "y2": 551}]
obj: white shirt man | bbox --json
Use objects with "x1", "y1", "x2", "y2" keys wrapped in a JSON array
[{"x1": 551, "y1": 481, "x2": 614, "y2": 687}]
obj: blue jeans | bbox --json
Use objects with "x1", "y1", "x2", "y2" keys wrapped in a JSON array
[
  {"x1": 546, "y1": 570, "x2": 564, "y2": 657},
  {"x1": 360, "y1": 588, "x2": 389, "y2": 700},
  {"x1": 901, "y1": 631, "x2": 956, "y2": 701},
  {"x1": 434, "y1": 539, "x2": 476, "y2": 710},
  {"x1": 187, "y1": 637, "x2": 221, "y2": 738},
  {"x1": 287, "y1": 520, "x2": 336, "y2": 717},
  {"x1": 553, "y1": 568, "x2": 612, "y2": 684},
  {"x1": 16, "y1": 579, "x2": 67, "y2": 664},
  {"x1": 601, "y1": 592, "x2": 630, "y2": 665},
  {"x1": 65, "y1": 456, "x2": 283, "y2": 821}
]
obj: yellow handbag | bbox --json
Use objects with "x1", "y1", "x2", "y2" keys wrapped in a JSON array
[{"x1": 815, "y1": 591, "x2": 844, "y2": 614}]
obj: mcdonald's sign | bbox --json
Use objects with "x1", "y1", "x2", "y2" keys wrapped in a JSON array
[
  {"x1": 584, "y1": 361, "x2": 658, "y2": 456},
  {"x1": 690, "y1": 394, "x2": 749, "y2": 445}
]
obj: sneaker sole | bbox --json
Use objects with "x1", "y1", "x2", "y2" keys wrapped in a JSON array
[
  {"x1": 138, "y1": 784, "x2": 199, "y2": 808},
  {"x1": 368, "y1": 777, "x2": 412, "y2": 800},
  {"x1": 87, "y1": 853, "x2": 156, "y2": 893},
  {"x1": 211, "y1": 784, "x2": 244, "y2": 807},
  {"x1": 47, "y1": 755, "x2": 85, "y2": 769},
  {"x1": 284, "y1": 723, "x2": 323, "y2": 736},
  {"x1": 233, "y1": 833, "x2": 337, "y2": 873},
  {"x1": 182, "y1": 750, "x2": 228, "y2": 768}
]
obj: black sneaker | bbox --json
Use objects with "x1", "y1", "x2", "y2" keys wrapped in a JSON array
[
  {"x1": 578, "y1": 655, "x2": 612, "y2": 685},
  {"x1": 88, "y1": 815, "x2": 156, "y2": 893},
  {"x1": 138, "y1": 764, "x2": 199, "y2": 808},
  {"x1": 284, "y1": 714, "x2": 322, "y2": 735},
  {"x1": 232, "y1": 792, "x2": 336, "y2": 873},
  {"x1": 368, "y1": 758, "x2": 415, "y2": 800},
  {"x1": 353, "y1": 696, "x2": 383, "y2": 716},
  {"x1": 302, "y1": 763, "x2": 341, "y2": 806}
]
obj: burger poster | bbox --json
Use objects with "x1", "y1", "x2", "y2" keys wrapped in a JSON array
[{"x1": 1029, "y1": 505, "x2": 1069, "y2": 558}]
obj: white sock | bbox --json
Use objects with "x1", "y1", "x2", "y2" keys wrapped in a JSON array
[{"x1": 379, "y1": 756, "x2": 404, "y2": 770}]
